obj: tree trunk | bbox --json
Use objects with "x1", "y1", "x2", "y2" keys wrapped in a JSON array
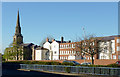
[
  {"x1": 91, "y1": 55, "x2": 94, "y2": 65},
  {"x1": 16, "y1": 48, "x2": 18, "y2": 60}
]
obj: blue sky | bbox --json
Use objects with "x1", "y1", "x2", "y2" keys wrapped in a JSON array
[{"x1": 2, "y1": 2, "x2": 118, "y2": 53}]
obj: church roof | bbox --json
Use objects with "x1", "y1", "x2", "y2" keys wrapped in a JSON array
[{"x1": 21, "y1": 43, "x2": 34, "y2": 47}]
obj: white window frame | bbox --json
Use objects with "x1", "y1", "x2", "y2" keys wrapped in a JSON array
[{"x1": 113, "y1": 55, "x2": 116, "y2": 59}]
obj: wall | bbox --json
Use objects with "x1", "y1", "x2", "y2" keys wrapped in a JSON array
[
  {"x1": 34, "y1": 59, "x2": 118, "y2": 65},
  {"x1": 35, "y1": 50, "x2": 42, "y2": 60},
  {"x1": 51, "y1": 41, "x2": 59, "y2": 60}
]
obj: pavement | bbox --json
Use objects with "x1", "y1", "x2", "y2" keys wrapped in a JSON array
[{"x1": 1, "y1": 69, "x2": 120, "y2": 77}]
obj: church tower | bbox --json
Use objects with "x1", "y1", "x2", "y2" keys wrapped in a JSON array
[{"x1": 13, "y1": 10, "x2": 23, "y2": 44}]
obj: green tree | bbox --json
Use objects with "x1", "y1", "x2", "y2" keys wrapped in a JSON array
[{"x1": 3, "y1": 42, "x2": 23, "y2": 61}]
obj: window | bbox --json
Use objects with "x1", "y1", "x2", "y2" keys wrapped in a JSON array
[
  {"x1": 117, "y1": 46, "x2": 120, "y2": 51},
  {"x1": 118, "y1": 55, "x2": 120, "y2": 59},
  {"x1": 74, "y1": 44, "x2": 75, "y2": 47},
  {"x1": 61, "y1": 45, "x2": 62, "y2": 48},
  {"x1": 113, "y1": 55, "x2": 116, "y2": 59},
  {"x1": 74, "y1": 51, "x2": 76, "y2": 54},
  {"x1": 54, "y1": 51, "x2": 57, "y2": 54},
  {"x1": 64, "y1": 45, "x2": 65, "y2": 48},
  {"x1": 101, "y1": 56, "x2": 106, "y2": 59},
  {"x1": 104, "y1": 42, "x2": 107, "y2": 45},
  {"x1": 117, "y1": 39, "x2": 120, "y2": 43},
  {"x1": 72, "y1": 51, "x2": 73, "y2": 54},
  {"x1": 93, "y1": 42, "x2": 95, "y2": 45},
  {"x1": 50, "y1": 46, "x2": 51, "y2": 50},
  {"x1": 70, "y1": 44, "x2": 71, "y2": 48},
  {"x1": 61, "y1": 57, "x2": 63, "y2": 59},
  {"x1": 104, "y1": 47, "x2": 107, "y2": 52},
  {"x1": 72, "y1": 44, "x2": 73, "y2": 48},
  {"x1": 66, "y1": 45, "x2": 67, "y2": 48},
  {"x1": 68, "y1": 44, "x2": 69, "y2": 48}
]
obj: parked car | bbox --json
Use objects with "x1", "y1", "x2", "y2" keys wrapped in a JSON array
[
  {"x1": 81, "y1": 62, "x2": 91, "y2": 65},
  {"x1": 116, "y1": 61, "x2": 120, "y2": 65},
  {"x1": 62, "y1": 60, "x2": 80, "y2": 65}
]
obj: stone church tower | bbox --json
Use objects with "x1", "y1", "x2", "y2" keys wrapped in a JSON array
[{"x1": 13, "y1": 10, "x2": 23, "y2": 44}]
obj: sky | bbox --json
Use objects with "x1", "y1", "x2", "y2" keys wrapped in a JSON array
[{"x1": 2, "y1": 2, "x2": 118, "y2": 53}]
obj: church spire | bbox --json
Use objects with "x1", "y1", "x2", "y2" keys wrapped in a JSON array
[
  {"x1": 13, "y1": 10, "x2": 23, "y2": 44},
  {"x1": 16, "y1": 9, "x2": 20, "y2": 27},
  {"x1": 15, "y1": 9, "x2": 21, "y2": 35}
]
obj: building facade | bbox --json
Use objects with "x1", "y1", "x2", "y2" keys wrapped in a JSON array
[
  {"x1": 35, "y1": 46, "x2": 49, "y2": 60},
  {"x1": 98, "y1": 35, "x2": 120, "y2": 60}
]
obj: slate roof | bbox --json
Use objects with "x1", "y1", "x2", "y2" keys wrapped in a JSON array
[
  {"x1": 56, "y1": 40, "x2": 71, "y2": 43},
  {"x1": 97, "y1": 35, "x2": 120, "y2": 41},
  {"x1": 21, "y1": 43, "x2": 34, "y2": 47}
]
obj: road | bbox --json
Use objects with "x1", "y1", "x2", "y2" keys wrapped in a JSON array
[
  {"x1": 2, "y1": 69, "x2": 119, "y2": 77},
  {"x1": 2, "y1": 69, "x2": 77, "y2": 77}
]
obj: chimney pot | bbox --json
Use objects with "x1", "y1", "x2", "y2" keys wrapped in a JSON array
[
  {"x1": 46, "y1": 38, "x2": 49, "y2": 42},
  {"x1": 52, "y1": 39, "x2": 55, "y2": 42},
  {"x1": 61, "y1": 37, "x2": 64, "y2": 43}
]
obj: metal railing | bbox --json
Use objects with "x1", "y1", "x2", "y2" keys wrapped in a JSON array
[{"x1": 20, "y1": 64, "x2": 120, "y2": 76}]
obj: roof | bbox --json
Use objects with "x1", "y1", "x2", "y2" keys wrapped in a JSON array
[
  {"x1": 21, "y1": 43, "x2": 34, "y2": 47},
  {"x1": 36, "y1": 46, "x2": 48, "y2": 50},
  {"x1": 97, "y1": 35, "x2": 120, "y2": 41},
  {"x1": 56, "y1": 40, "x2": 71, "y2": 43}
]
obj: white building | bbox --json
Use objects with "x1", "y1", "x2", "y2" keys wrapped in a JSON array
[
  {"x1": 98, "y1": 35, "x2": 119, "y2": 60},
  {"x1": 35, "y1": 46, "x2": 49, "y2": 60},
  {"x1": 43, "y1": 38, "x2": 60, "y2": 60}
]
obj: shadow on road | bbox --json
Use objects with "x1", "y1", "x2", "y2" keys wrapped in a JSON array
[{"x1": 2, "y1": 69, "x2": 76, "y2": 77}]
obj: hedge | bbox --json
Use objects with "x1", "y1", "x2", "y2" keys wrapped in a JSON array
[{"x1": 2, "y1": 61, "x2": 120, "y2": 67}]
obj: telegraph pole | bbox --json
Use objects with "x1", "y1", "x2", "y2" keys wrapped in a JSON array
[{"x1": 82, "y1": 27, "x2": 86, "y2": 63}]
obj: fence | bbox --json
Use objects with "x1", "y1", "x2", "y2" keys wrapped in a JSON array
[{"x1": 20, "y1": 64, "x2": 120, "y2": 76}]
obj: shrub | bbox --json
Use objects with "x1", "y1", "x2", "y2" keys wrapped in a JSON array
[
  {"x1": 3, "y1": 61, "x2": 61, "y2": 65},
  {"x1": 50, "y1": 61, "x2": 61, "y2": 65},
  {"x1": 107, "y1": 63, "x2": 120, "y2": 67},
  {"x1": 65, "y1": 67, "x2": 71, "y2": 73},
  {"x1": 61, "y1": 62, "x2": 75, "y2": 66}
]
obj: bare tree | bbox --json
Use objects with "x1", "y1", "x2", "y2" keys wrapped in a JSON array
[{"x1": 75, "y1": 34, "x2": 99, "y2": 65}]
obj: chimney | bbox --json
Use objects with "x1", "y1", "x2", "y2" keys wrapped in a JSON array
[
  {"x1": 52, "y1": 39, "x2": 55, "y2": 42},
  {"x1": 46, "y1": 38, "x2": 49, "y2": 42},
  {"x1": 69, "y1": 40, "x2": 71, "y2": 43},
  {"x1": 61, "y1": 37, "x2": 64, "y2": 43}
]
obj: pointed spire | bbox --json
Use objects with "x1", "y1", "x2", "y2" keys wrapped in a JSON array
[
  {"x1": 16, "y1": 9, "x2": 20, "y2": 27},
  {"x1": 15, "y1": 9, "x2": 21, "y2": 34}
]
